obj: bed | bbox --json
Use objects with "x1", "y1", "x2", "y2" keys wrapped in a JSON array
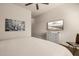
[{"x1": 0, "y1": 37, "x2": 72, "y2": 56}]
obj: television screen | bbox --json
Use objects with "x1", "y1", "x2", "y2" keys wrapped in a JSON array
[{"x1": 48, "y1": 20, "x2": 63, "y2": 31}]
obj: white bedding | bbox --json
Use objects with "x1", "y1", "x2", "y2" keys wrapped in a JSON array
[{"x1": 0, "y1": 37, "x2": 72, "y2": 56}]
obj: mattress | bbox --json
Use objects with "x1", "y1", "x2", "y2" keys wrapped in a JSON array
[{"x1": 0, "y1": 37, "x2": 72, "y2": 56}]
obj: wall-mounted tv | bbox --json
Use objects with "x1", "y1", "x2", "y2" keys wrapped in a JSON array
[{"x1": 48, "y1": 20, "x2": 64, "y2": 31}]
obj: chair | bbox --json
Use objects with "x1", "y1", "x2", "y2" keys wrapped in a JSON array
[
  {"x1": 66, "y1": 33, "x2": 79, "y2": 55},
  {"x1": 76, "y1": 33, "x2": 79, "y2": 44}
]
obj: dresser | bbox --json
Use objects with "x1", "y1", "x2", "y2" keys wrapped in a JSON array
[{"x1": 46, "y1": 31, "x2": 60, "y2": 44}]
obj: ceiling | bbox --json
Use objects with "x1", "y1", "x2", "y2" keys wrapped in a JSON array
[{"x1": 15, "y1": 3, "x2": 64, "y2": 17}]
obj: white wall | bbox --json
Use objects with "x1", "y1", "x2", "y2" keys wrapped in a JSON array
[
  {"x1": 0, "y1": 4, "x2": 31, "y2": 40},
  {"x1": 32, "y1": 4, "x2": 79, "y2": 45}
]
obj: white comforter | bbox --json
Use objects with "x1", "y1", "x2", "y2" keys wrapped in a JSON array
[{"x1": 0, "y1": 37, "x2": 72, "y2": 56}]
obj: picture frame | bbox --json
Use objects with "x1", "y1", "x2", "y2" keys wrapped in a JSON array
[
  {"x1": 47, "y1": 20, "x2": 64, "y2": 31},
  {"x1": 5, "y1": 19, "x2": 25, "y2": 31}
]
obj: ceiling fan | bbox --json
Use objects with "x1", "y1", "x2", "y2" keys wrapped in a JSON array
[{"x1": 25, "y1": 3, "x2": 49, "y2": 10}]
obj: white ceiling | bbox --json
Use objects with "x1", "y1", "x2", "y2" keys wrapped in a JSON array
[{"x1": 15, "y1": 3, "x2": 64, "y2": 17}]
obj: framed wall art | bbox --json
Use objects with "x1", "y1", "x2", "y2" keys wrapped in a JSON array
[
  {"x1": 48, "y1": 20, "x2": 64, "y2": 31},
  {"x1": 5, "y1": 19, "x2": 25, "y2": 31}
]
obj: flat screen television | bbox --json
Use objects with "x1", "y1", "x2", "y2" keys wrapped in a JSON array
[{"x1": 48, "y1": 20, "x2": 64, "y2": 31}]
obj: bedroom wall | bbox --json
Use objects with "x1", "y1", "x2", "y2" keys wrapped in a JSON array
[
  {"x1": 0, "y1": 4, "x2": 31, "y2": 40},
  {"x1": 32, "y1": 4, "x2": 79, "y2": 45}
]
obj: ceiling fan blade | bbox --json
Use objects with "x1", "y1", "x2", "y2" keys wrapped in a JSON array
[
  {"x1": 36, "y1": 4, "x2": 39, "y2": 10},
  {"x1": 25, "y1": 3, "x2": 33, "y2": 6},
  {"x1": 42, "y1": 3, "x2": 49, "y2": 5}
]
